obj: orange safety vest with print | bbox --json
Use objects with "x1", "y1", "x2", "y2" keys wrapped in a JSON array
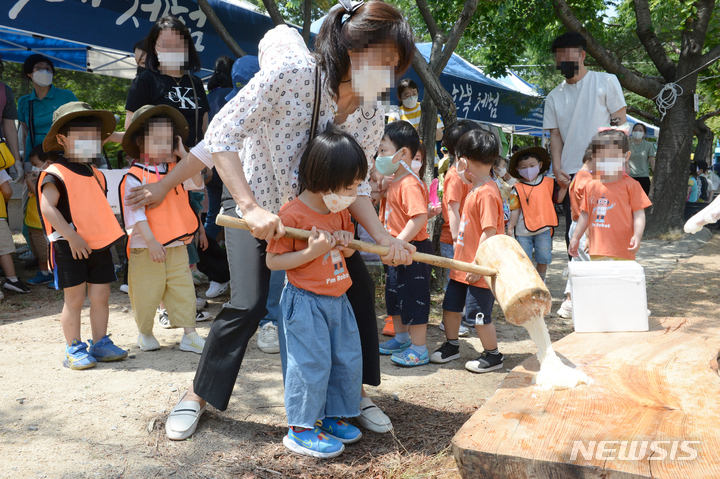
[
  {"x1": 513, "y1": 176, "x2": 558, "y2": 234},
  {"x1": 119, "y1": 163, "x2": 199, "y2": 246},
  {"x1": 38, "y1": 163, "x2": 125, "y2": 251}
]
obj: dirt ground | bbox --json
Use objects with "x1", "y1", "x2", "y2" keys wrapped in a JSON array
[{"x1": 0, "y1": 223, "x2": 715, "y2": 479}]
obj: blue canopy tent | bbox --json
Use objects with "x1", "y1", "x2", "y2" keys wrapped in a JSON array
[{"x1": 1, "y1": 0, "x2": 284, "y2": 79}]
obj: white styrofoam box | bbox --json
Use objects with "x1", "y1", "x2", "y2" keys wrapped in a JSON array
[{"x1": 569, "y1": 261, "x2": 648, "y2": 333}]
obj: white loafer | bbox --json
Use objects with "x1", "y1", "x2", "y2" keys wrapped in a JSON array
[
  {"x1": 166, "y1": 392, "x2": 207, "y2": 440},
  {"x1": 355, "y1": 397, "x2": 393, "y2": 433}
]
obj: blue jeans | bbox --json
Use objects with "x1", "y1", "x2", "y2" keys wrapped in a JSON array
[
  {"x1": 516, "y1": 229, "x2": 553, "y2": 265},
  {"x1": 280, "y1": 283, "x2": 362, "y2": 428},
  {"x1": 440, "y1": 242, "x2": 454, "y2": 290},
  {"x1": 260, "y1": 269, "x2": 285, "y2": 327}
]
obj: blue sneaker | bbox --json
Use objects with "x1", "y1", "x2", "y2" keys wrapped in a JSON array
[
  {"x1": 283, "y1": 426, "x2": 345, "y2": 458},
  {"x1": 63, "y1": 340, "x2": 97, "y2": 370},
  {"x1": 391, "y1": 347, "x2": 430, "y2": 367},
  {"x1": 88, "y1": 335, "x2": 128, "y2": 362},
  {"x1": 379, "y1": 337, "x2": 412, "y2": 355},
  {"x1": 27, "y1": 271, "x2": 53, "y2": 285},
  {"x1": 316, "y1": 417, "x2": 362, "y2": 444}
]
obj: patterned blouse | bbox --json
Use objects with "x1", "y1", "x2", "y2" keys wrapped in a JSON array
[{"x1": 204, "y1": 45, "x2": 385, "y2": 214}]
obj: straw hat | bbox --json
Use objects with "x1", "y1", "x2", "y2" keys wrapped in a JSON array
[
  {"x1": 122, "y1": 105, "x2": 188, "y2": 159},
  {"x1": 508, "y1": 146, "x2": 551, "y2": 179},
  {"x1": 43, "y1": 102, "x2": 116, "y2": 152}
]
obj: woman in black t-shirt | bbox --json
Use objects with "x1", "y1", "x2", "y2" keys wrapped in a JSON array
[{"x1": 124, "y1": 16, "x2": 209, "y2": 150}]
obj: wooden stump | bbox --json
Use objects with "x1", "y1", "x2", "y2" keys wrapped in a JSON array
[{"x1": 452, "y1": 316, "x2": 720, "y2": 478}]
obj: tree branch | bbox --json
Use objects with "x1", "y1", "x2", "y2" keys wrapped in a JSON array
[
  {"x1": 197, "y1": 0, "x2": 246, "y2": 58},
  {"x1": 262, "y1": 0, "x2": 286, "y2": 26},
  {"x1": 415, "y1": 0, "x2": 446, "y2": 43},
  {"x1": 698, "y1": 107, "x2": 720, "y2": 123},
  {"x1": 301, "y1": 0, "x2": 312, "y2": 45},
  {"x1": 627, "y1": 106, "x2": 660, "y2": 125},
  {"x1": 701, "y1": 43, "x2": 720, "y2": 69},
  {"x1": 412, "y1": 49, "x2": 457, "y2": 126},
  {"x1": 551, "y1": 0, "x2": 664, "y2": 100},
  {"x1": 633, "y1": 0, "x2": 677, "y2": 81},
  {"x1": 432, "y1": 0, "x2": 480, "y2": 76}
]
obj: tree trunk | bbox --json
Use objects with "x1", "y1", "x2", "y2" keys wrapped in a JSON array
[
  {"x1": 645, "y1": 92, "x2": 696, "y2": 236},
  {"x1": 262, "y1": 0, "x2": 286, "y2": 26},
  {"x1": 301, "y1": 0, "x2": 312, "y2": 46},
  {"x1": 694, "y1": 121, "x2": 714, "y2": 167},
  {"x1": 196, "y1": 0, "x2": 246, "y2": 58}
]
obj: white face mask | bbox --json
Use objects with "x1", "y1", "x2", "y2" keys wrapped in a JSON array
[
  {"x1": 495, "y1": 167, "x2": 507, "y2": 178},
  {"x1": 402, "y1": 95, "x2": 418, "y2": 109},
  {"x1": 322, "y1": 192, "x2": 356, "y2": 213},
  {"x1": 597, "y1": 158, "x2": 625, "y2": 177},
  {"x1": 33, "y1": 71, "x2": 53, "y2": 87},
  {"x1": 72, "y1": 140, "x2": 102, "y2": 160},
  {"x1": 411, "y1": 159, "x2": 422, "y2": 175},
  {"x1": 632, "y1": 131, "x2": 644, "y2": 140},
  {"x1": 157, "y1": 51, "x2": 187, "y2": 69},
  {"x1": 351, "y1": 61, "x2": 394, "y2": 107}
]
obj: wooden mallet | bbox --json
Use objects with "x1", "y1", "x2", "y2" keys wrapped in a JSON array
[{"x1": 216, "y1": 215, "x2": 551, "y2": 325}]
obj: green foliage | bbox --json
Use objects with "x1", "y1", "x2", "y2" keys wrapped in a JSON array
[{"x1": 249, "y1": 0, "x2": 333, "y2": 25}]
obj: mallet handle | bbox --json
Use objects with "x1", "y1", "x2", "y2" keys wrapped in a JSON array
[{"x1": 216, "y1": 214, "x2": 497, "y2": 277}]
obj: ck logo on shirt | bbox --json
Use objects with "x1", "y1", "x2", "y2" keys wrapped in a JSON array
[{"x1": 166, "y1": 87, "x2": 197, "y2": 109}]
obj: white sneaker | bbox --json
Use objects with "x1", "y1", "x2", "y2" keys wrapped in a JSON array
[
  {"x1": 192, "y1": 270, "x2": 209, "y2": 285},
  {"x1": 557, "y1": 299, "x2": 572, "y2": 319},
  {"x1": 195, "y1": 311, "x2": 212, "y2": 322},
  {"x1": 438, "y1": 321, "x2": 470, "y2": 337},
  {"x1": 257, "y1": 322, "x2": 280, "y2": 354},
  {"x1": 137, "y1": 333, "x2": 160, "y2": 351},
  {"x1": 179, "y1": 332, "x2": 205, "y2": 354},
  {"x1": 205, "y1": 281, "x2": 229, "y2": 298},
  {"x1": 119, "y1": 284, "x2": 129, "y2": 294},
  {"x1": 355, "y1": 397, "x2": 393, "y2": 433},
  {"x1": 196, "y1": 297, "x2": 207, "y2": 311}
]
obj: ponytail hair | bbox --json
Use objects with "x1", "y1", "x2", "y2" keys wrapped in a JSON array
[
  {"x1": 207, "y1": 55, "x2": 233, "y2": 91},
  {"x1": 314, "y1": 1, "x2": 415, "y2": 98}
]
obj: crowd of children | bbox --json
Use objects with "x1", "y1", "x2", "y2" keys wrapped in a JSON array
[{"x1": 0, "y1": 90, "x2": 655, "y2": 459}]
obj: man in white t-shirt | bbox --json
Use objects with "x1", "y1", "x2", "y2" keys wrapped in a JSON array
[{"x1": 543, "y1": 31, "x2": 627, "y2": 246}]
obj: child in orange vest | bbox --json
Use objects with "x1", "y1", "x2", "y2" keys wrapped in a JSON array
[
  {"x1": 25, "y1": 145, "x2": 54, "y2": 286},
  {"x1": 38, "y1": 102, "x2": 128, "y2": 370},
  {"x1": 430, "y1": 129, "x2": 505, "y2": 372},
  {"x1": 266, "y1": 129, "x2": 366, "y2": 458},
  {"x1": 376, "y1": 121, "x2": 432, "y2": 367},
  {"x1": 120, "y1": 105, "x2": 206, "y2": 354},
  {"x1": 569, "y1": 129, "x2": 652, "y2": 260},
  {"x1": 506, "y1": 147, "x2": 567, "y2": 282}
]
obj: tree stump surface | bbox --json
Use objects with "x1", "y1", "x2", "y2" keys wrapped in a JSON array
[{"x1": 452, "y1": 316, "x2": 720, "y2": 478}]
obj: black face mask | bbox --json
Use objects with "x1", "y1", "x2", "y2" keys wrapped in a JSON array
[{"x1": 557, "y1": 61, "x2": 578, "y2": 79}]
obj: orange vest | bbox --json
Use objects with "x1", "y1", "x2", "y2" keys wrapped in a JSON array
[
  {"x1": 38, "y1": 163, "x2": 125, "y2": 251},
  {"x1": 119, "y1": 164, "x2": 199, "y2": 246},
  {"x1": 514, "y1": 176, "x2": 558, "y2": 234}
]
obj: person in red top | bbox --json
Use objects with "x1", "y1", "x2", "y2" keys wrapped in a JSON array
[
  {"x1": 376, "y1": 121, "x2": 433, "y2": 367},
  {"x1": 569, "y1": 129, "x2": 652, "y2": 260},
  {"x1": 431, "y1": 129, "x2": 506, "y2": 373},
  {"x1": 266, "y1": 130, "x2": 367, "y2": 459},
  {"x1": 438, "y1": 120, "x2": 480, "y2": 338},
  {"x1": 557, "y1": 147, "x2": 594, "y2": 319}
]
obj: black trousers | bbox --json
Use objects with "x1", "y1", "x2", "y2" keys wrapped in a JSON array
[
  {"x1": 194, "y1": 207, "x2": 381, "y2": 411},
  {"x1": 632, "y1": 176, "x2": 651, "y2": 196}
]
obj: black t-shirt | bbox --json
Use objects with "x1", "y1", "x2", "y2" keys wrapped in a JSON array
[
  {"x1": 125, "y1": 70, "x2": 210, "y2": 147},
  {"x1": 41, "y1": 160, "x2": 101, "y2": 227}
]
